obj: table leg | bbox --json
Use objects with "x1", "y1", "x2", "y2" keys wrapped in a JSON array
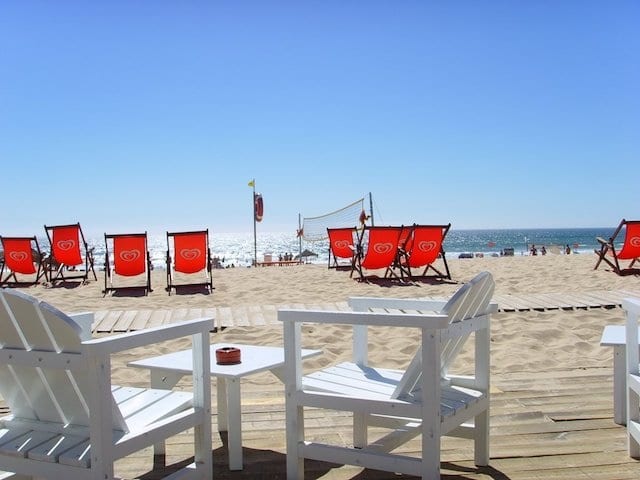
[
  {"x1": 217, "y1": 377, "x2": 228, "y2": 431},
  {"x1": 226, "y1": 377, "x2": 243, "y2": 470}
]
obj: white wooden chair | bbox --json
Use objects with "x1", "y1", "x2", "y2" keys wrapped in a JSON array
[
  {"x1": 279, "y1": 271, "x2": 496, "y2": 479},
  {"x1": 625, "y1": 297, "x2": 640, "y2": 458},
  {"x1": 0, "y1": 289, "x2": 212, "y2": 480}
]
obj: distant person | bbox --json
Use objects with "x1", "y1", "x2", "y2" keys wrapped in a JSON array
[
  {"x1": 530, "y1": 244, "x2": 538, "y2": 256},
  {"x1": 565, "y1": 244, "x2": 571, "y2": 255},
  {"x1": 541, "y1": 246, "x2": 547, "y2": 255}
]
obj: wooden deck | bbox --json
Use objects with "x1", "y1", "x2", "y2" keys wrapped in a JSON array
[
  {"x1": 2, "y1": 291, "x2": 640, "y2": 478},
  {"x1": 94, "y1": 365, "x2": 639, "y2": 479},
  {"x1": 91, "y1": 289, "x2": 640, "y2": 333}
]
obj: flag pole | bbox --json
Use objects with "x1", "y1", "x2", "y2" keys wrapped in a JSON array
[{"x1": 249, "y1": 179, "x2": 257, "y2": 266}]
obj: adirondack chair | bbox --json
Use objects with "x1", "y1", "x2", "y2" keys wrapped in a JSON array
[
  {"x1": 625, "y1": 297, "x2": 640, "y2": 458},
  {"x1": 279, "y1": 271, "x2": 496, "y2": 479},
  {"x1": 0, "y1": 289, "x2": 212, "y2": 479}
]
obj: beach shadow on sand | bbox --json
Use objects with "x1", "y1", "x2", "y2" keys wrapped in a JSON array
[{"x1": 170, "y1": 285, "x2": 213, "y2": 296}]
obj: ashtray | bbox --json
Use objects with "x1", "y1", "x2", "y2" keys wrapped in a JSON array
[{"x1": 216, "y1": 346, "x2": 241, "y2": 365}]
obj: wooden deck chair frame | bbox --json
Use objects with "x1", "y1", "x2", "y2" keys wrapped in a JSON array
[
  {"x1": 279, "y1": 271, "x2": 496, "y2": 479},
  {"x1": 350, "y1": 225, "x2": 404, "y2": 281},
  {"x1": 0, "y1": 235, "x2": 49, "y2": 287},
  {"x1": 166, "y1": 229, "x2": 214, "y2": 294},
  {"x1": 594, "y1": 219, "x2": 640, "y2": 275},
  {"x1": 327, "y1": 227, "x2": 356, "y2": 270},
  {"x1": 103, "y1": 232, "x2": 153, "y2": 295},
  {"x1": 0, "y1": 289, "x2": 212, "y2": 479},
  {"x1": 399, "y1": 223, "x2": 452, "y2": 280},
  {"x1": 44, "y1": 222, "x2": 97, "y2": 285}
]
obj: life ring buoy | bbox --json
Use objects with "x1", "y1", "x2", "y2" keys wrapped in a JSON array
[{"x1": 254, "y1": 194, "x2": 264, "y2": 222}]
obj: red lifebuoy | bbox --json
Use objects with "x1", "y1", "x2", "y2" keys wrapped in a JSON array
[{"x1": 254, "y1": 194, "x2": 264, "y2": 222}]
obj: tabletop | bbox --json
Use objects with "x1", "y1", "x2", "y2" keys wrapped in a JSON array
[{"x1": 129, "y1": 343, "x2": 322, "y2": 379}]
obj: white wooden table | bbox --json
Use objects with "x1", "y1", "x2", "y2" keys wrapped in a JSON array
[
  {"x1": 600, "y1": 325, "x2": 640, "y2": 425},
  {"x1": 129, "y1": 343, "x2": 320, "y2": 470}
]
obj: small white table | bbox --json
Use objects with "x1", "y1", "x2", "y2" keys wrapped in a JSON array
[
  {"x1": 600, "y1": 325, "x2": 640, "y2": 425},
  {"x1": 129, "y1": 343, "x2": 321, "y2": 470}
]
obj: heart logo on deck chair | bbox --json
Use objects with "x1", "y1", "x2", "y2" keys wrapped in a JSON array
[
  {"x1": 56, "y1": 240, "x2": 76, "y2": 251},
  {"x1": 373, "y1": 243, "x2": 394, "y2": 254},
  {"x1": 180, "y1": 248, "x2": 202, "y2": 261},
  {"x1": 119, "y1": 250, "x2": 141, "y2": 262},
  {"x1": 631, "y1": 237, "x2": 640, "y2": 248},
  {"x1": 417, "y1": 241, "x2": 437, "y2": 253},
  {"x1": 335, "y1": 240, "x2": 350, "y2": 249},
  {"x1": 9, "y1": 252, "x2": 28, "y2": 262}
]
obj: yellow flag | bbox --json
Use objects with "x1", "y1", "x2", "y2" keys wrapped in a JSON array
[{"x1": 248, "y1": 179, "x2": 255, "y2": 187}]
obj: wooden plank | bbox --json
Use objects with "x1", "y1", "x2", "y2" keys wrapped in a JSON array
[
  {"x1": 93, "y1": 310, "x2": 123, "y2": 333},
  {"x1": 112, "y1": 310, "x2": 138, "y2": 332},
  {"x1": 216, "y1": 307, "x2": 233, "y2": 328},
  {"x1": 248, "y1": 305, "x2": 265, "y2": 326},
  {"x1": 146, "y1": 310, "x2": 171, "y2": 328},
  {"x1": 129, "y1": 309, "x2": 152, "y2": 331}
]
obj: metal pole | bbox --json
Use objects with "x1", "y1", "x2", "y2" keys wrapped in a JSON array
[
  {"x1": 298, "y1": 213, "x2": 302, "y2": 262},
  {"x1": 369, "y1": 192, "x2": 374, "y2": 226},
  {"x1": 251, "y1": 179, "x2": 257, "y2": 266}
]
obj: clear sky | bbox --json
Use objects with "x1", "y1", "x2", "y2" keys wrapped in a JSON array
[{"x1": 2, "y1": 1, "x2": 638, "y2": 237}]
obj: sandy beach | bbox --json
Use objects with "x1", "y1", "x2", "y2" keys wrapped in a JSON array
[{"x1": 6, "y1": 252, "x2": 640, "y2": 478}]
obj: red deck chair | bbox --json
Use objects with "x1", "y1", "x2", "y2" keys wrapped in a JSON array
[
  {"x1": 104, "y1": 232, "x2": 152, "y2": 295},
  {"x1": 327, "y1": 227, "x2": 356, "y2": 269},
  {"x1": 44, "y1": 222, "x2": 97, "y2": 284},
  {"x1": 0, "y1": 236, "x2": 48, "y2": 287},
  {"x1": 399, "y1": 223, "x2": 452, "y2": 280},
  {"x1": 166, "y1": 229, "x2": 213, "y2": 294},
  {"x1": 594, "y1": 219, "x2": 640, "y2": 275},
  {"x1": 350, "y1": 226, "x2": 403, "y2": 281}
]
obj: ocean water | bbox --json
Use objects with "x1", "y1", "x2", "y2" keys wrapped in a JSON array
[{"x1": 33, "y1": 227, "x2": 617, "y2": 270}]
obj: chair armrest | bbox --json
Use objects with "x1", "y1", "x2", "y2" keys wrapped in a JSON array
[
  {"x1": 83, "y1": 317, "x2": 212, "y2": 355},
  {"x1": 596, "y1": 236, "x2": 612, "y2": 247},
  {"x1": 69, "y1": 312, "x2": 94, "y2": 341},
  {"x1": 349, "y1": 296, "x2": 448, "y2": 312}
]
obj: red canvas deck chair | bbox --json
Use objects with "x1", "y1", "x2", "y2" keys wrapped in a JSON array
[
  {"x1": 44, "y1": 222, "x2": 96, "y2": 284},
  {"x1": 0, "y1": 236, "x2": 48, "y2": 287},
  {"x1": 166, "y1": 229, "x2": 213, "y2": 294},
  {"x1": 104, "y1": 232, "x2": 152, "y2": 295},
  {"x1": 399, "y1": 223, "x2": 452, "y2": 280},
  {"x1": 327, "y1": 227, "x2": 356, "y2": 269},
  {"x1": 594, "y1": 219, "x2": 640, "y2": 275},
  {"x1": 350, "y1": 225, "x2": 403, "y2": 281}
]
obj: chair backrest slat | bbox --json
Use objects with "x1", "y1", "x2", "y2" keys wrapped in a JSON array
[{"x1": 391, "y1": 271, "x2": 495, "y2": 399}]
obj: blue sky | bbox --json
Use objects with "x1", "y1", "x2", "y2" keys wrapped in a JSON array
[{"x1": 2, "y1": 1, "x2": 638, "y2": 237}]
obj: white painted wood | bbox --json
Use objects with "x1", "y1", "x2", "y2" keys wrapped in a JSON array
[
  {"x1": 600, "y1": 324, "x2": 640, "y2": 425},
  {"x1": 278, "y1": 271, "x2": 495, "y2": 479},
  {"x1": 624, "y1": 297, "x2": 640, "y2": 458},
  {"x1": 128, "y1": 342, "x2": 320, "y2": 471},
  {"x1": 0, "y1": 289, "x2": 212, "y2": 479}
]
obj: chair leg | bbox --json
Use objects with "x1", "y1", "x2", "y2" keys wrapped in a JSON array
[
  {"x1": 286, "y1": 403, "x2": 305, "y2": 479},
  {"x1": 474, "y1": 409, "x2": 490, "y2": 466}
]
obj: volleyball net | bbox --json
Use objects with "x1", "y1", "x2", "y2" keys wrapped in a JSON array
[{"x1": 299, "y1": 196, "x2": 370, "y2": 242}]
